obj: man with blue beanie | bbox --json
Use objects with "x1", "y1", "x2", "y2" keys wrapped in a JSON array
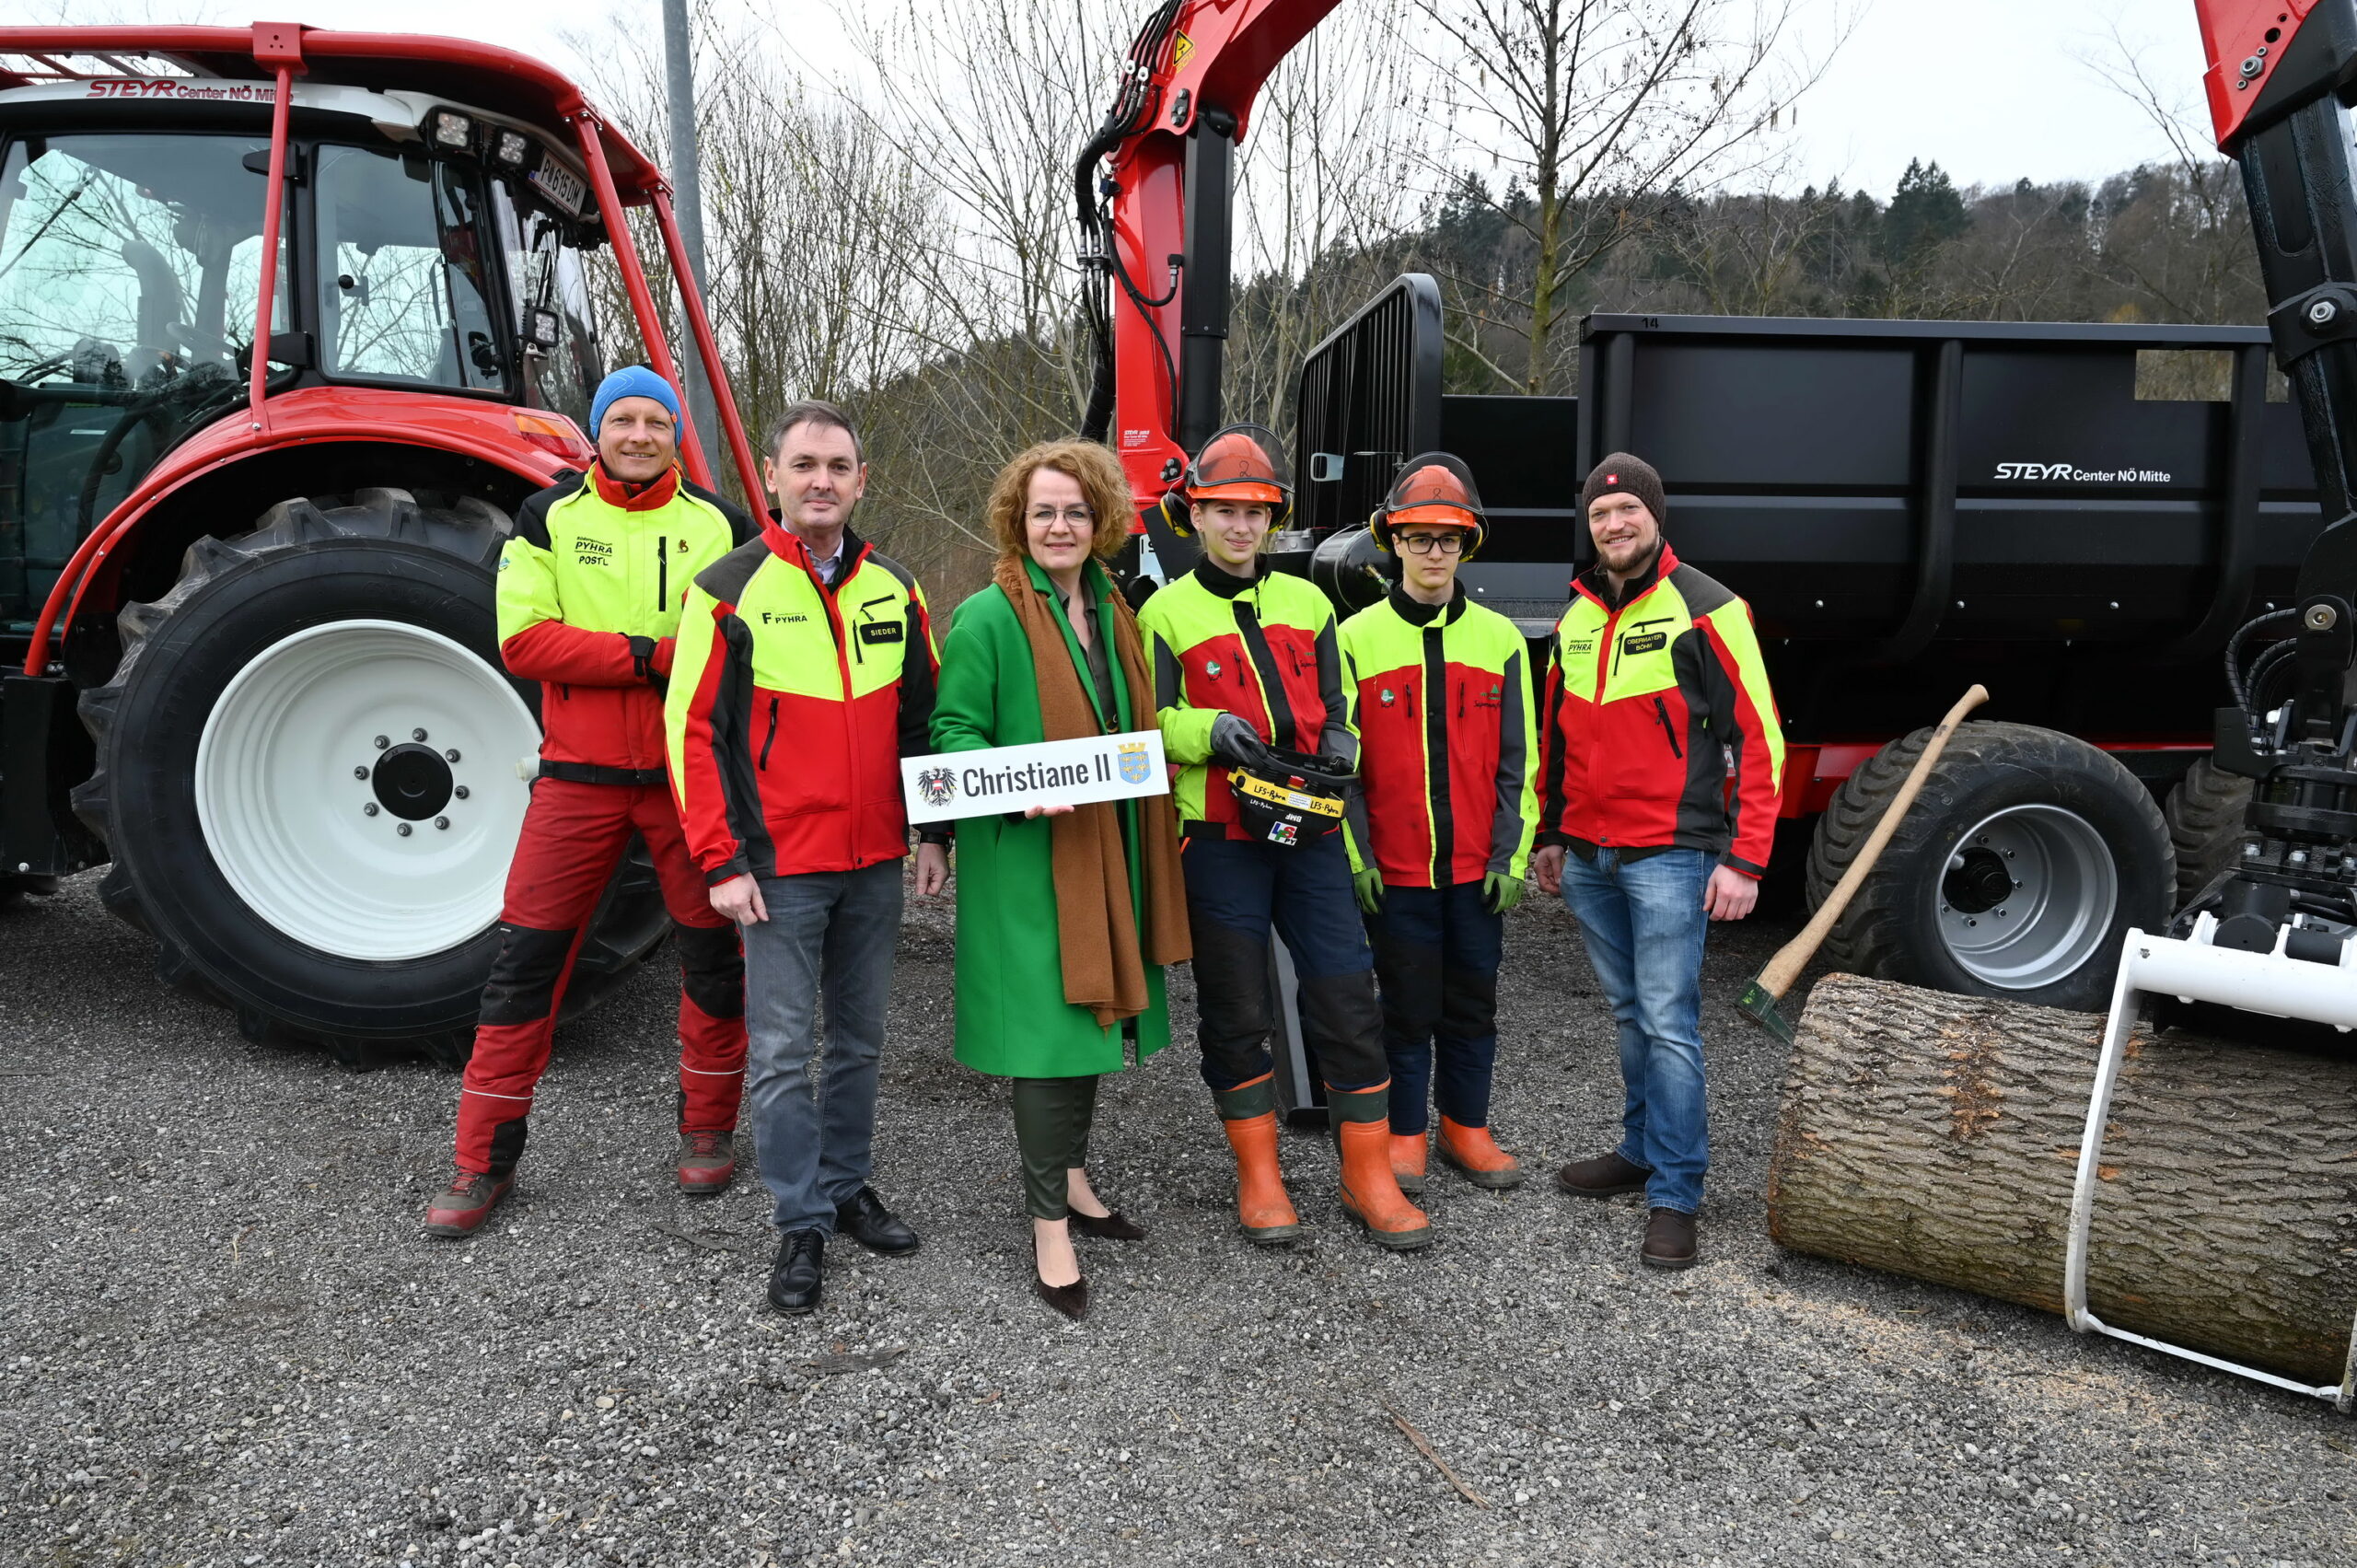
[{"x1": 425, "y1": 366, "x2": 760, "y2": 1238}]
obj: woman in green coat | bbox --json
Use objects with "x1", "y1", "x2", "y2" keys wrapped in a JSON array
[{"x1": 931, "y1": 439, "x2": 1191, "y2": 1322}]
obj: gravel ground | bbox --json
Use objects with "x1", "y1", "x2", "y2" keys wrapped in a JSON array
[{"x1": 4, "y1": 867, "x2": 2353, "y2": 1568}]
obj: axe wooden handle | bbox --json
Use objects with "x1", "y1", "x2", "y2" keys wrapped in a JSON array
[{"x1": 1751, "y1": 684, "x2": 1991, "y2": 1003}]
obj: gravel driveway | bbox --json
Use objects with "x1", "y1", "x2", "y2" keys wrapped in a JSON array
[{"x1": 4, "y1": 869, "x2": 2351, "y2": 1567}]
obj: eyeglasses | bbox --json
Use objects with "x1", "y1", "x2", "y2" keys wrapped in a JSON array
[
  {"x1": 1396, "y1": 531, "x2": 1466, "y2": 556},
  {"x1": 1028, "y1": 506, "x2": 1095, "y2": 528}
]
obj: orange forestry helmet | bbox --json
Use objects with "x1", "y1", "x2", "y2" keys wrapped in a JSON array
[
  {"x1": 1372, "y1": 452, "x2": 1486, "y2": 559},
  {"x1": 1157, "y1": 423, "x2": 1295, "y2": 538}
]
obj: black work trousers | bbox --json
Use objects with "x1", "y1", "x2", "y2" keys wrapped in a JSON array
[
  {"x1": 1364, "y1": 879, "x2": 1504, "y2": 1132},
  {"x1": 1181, "y1": 831, "x2": 1387, "y2": 1095}
]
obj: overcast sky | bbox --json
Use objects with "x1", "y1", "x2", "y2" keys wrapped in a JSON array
[{"x1": 44, "y1": 0, "x2": 2208, "y2": 203}]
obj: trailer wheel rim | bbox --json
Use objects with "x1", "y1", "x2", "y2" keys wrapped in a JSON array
[
  {"x1": 194, "y1": 619, "x2": 538, "y2": 961},
  {"x1": 1933, "y1": 804, "x2": 2119, "y2": 991}
]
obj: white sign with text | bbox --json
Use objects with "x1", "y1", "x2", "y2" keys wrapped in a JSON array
[{"x1": 901, "y1": 730, "x2": 1169, "y2": 822}]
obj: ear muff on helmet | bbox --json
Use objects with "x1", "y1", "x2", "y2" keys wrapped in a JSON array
[
  {"x1": 1373, "y1": 452, "x2": 1487, "y2": 560},
  {"x1": 1155, "y1": 488, "x2": 1195, "y2": 539}
]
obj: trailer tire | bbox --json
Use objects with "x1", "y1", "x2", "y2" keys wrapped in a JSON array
[
  {"x1": 1804, "y1": 721, "x2": 2171, "y2": 1010},
  {"x1": 2162, "y1": 755, "x2": 2252, "y2": 909},
  {"x1": 73, "y1": 488, "x2": 668, "y2": 1067}
]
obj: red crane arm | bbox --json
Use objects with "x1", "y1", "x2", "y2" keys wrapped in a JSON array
[{"x1": 1081, "y1": 0, "x2": 1341, "y2": 508}]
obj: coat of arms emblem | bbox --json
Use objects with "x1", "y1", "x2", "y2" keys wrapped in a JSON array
[
  {"x1": 1118, "y1": 742, "x2": 1152, "y2": 784},
  {"x1": 915, "y1": 766, "x2": 957, "y2": 807}
]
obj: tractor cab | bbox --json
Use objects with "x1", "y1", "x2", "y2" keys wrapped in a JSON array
[{"x1": 0, "y1": 53, "x2": 609, "y2": 630}]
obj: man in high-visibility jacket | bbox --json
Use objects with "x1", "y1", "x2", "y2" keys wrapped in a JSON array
[
  {"x1": 1138, "y1": 424, "x2": 1433, "y2": 1251},
  {"x1": 424, "y1": 366, "x2": 756, "y2": 1239},
  {"x1": 668, "y1": 399, "x2": 948, "y2": 1316},
  {"x1": 1533, "y1": 452, "x2": 1783, "y2": 1272},
  {"x1": 1339, "y1": 455, "x2": 1538, "y2": 1200}
]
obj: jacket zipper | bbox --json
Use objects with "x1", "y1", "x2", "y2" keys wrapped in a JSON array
[
  {"x1": 760, "y1": 696, "x2": 781, "y2": 770},
  {"x1": 657, "y1": 537, "x2": 668, "y2": 610},
  {"x1": 558, "y1": 682, "x2": 571, "y2": 702},
  {"x1": 1652, "y1": 695, "x2": 1684, "y2": 759},
  {"x1": 1592, "y1": 595, "x2": 1627, "y2": 702}
]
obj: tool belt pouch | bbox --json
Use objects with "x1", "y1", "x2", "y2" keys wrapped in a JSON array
[{"x1": 1228, "y1": 748, "x2": 1350, "y2": 850}]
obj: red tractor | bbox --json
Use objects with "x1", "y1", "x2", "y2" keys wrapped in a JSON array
[{"x1": 0, "y1": 24, "x2": 764, "y2": 1062}]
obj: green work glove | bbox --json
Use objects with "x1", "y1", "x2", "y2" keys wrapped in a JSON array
[
  {"x1": 1353, "y1": 866, "x2": 1385, "y2": 914},
  {"x1": 1483, "y1": 872, "x2": 1526, "y2": 913}
]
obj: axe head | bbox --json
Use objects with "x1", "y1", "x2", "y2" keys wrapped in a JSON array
[{"x1": 1735, "y1": 971, "x2": 1794, "y2": 1044}]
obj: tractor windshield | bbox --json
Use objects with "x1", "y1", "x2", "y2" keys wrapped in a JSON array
[
  {"x1": 315, "y1": 144, "x2": 505, "y2": 394},
  {"x1": 0, "y1": 132, "x2": 286, "y2": 622},
  {"x1": 490, "y1": 181, "x2": 602, "y2": 431}
]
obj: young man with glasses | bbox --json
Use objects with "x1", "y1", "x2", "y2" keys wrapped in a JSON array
[{"x1": 1339, "y1": 456, "x2": 1538, "y2": 1202}]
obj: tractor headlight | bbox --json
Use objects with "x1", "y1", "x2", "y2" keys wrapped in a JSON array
[
  {"x1": 493, "y1": 129, "x2": 531, "y2": 169},
  {"x1": 431, "y1": 110, "x2": 474, "y2": 150}
]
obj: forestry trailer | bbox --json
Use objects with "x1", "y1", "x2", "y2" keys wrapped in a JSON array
[{"x1": 0, "y1": 25, "x2": 767, "y2": 1063}]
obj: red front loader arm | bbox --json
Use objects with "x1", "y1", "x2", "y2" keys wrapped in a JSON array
[{"x1": 1076, "y1": 0, "x2": 1341, "y2": 508}]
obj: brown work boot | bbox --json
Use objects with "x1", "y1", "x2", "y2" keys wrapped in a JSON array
[
  {"x1": 1641, "y1": 1207, "x2": 1699, "y2": 1270},
  {"x1": 1328, "y1": 1083, "x2": 1434, "y2": 1251},
  {"x1": 1436, "y1": 1117, "x2": 1526, "y2": 1191},
  {"x1": 1389, "y1": 1132, "x2": 1429, "y2": 1196},
  {"x1": 1556, "y1": 1149, "x2": 1650, "y2": 1198},
  {"x1": 422, "y1": 1167, "x2": 515, "y2": 1239},
  {"x1": 677, "y1": 1129, "x2": 737, "y2": 1198}
]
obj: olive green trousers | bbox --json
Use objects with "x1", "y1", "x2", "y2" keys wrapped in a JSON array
[{"x1": 1011, "y1": 1075, "x2": 1099, "y2": 1219}]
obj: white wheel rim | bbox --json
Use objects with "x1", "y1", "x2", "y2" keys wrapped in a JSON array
[{"x1": 195, "y1": 619, "x2": 539, "y2": 961}]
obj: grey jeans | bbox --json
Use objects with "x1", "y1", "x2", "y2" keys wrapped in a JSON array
[{"x1": 742, "y1": 861, "x2": 903, "y2": 1235}]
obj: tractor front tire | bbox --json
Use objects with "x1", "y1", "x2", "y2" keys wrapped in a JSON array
[
  {"x1": 74, "y1": 488, "x2": 667, "y2": 1066},
  {"x1": 2162, "y1": 754, "x2": 2252, "y2": 910},
  {"x1": 1803, "y1": 721, "x2": 2171, "y2": 1011}
]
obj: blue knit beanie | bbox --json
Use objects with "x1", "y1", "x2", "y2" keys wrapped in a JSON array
[{"x1": 588, "y1": 365, "x2": 682, "y2": 438}]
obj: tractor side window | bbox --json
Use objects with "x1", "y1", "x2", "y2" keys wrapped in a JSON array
[
  {"x1": 490, "y1": 181, "x2": 603, "y2": 430},
  {"x1": 315, "y1": 145, "x2": 505, "y2": 393},
  {"x1": 0, "y1": 133, "x2": 284, "y2": 624}
]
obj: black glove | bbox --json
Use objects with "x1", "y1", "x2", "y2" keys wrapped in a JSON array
[{"x1": 1211, "y1": 713, "x2": 1276, "y2": 770}]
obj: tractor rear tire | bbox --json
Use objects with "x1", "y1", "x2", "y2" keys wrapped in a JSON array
[
  {"x1": 1804, "y1": 721, "x2": 2171, "y2": 1011},
  {"x1": 2162, "y1": 754, "x2": 2251, "y2": 910},
  {"x1": 73, "y1": 488, "x2": 668, "y2": 1067}
]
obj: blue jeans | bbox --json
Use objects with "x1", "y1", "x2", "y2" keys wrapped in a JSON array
[
  {"x1": 742, "y1": 862, "x2": 903, "y2": 1235},
  {"x1": 1560, "y1": 847, "x2": 1712, "y2": 1214}
]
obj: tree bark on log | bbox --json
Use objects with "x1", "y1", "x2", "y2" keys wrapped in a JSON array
[{"x1": 1766, "y1": 972, "x2": 2357, "y2": 1388}]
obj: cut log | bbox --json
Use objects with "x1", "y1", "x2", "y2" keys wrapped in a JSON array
[{"x1": 1766, "y1": 972, "x2": 2357, "y2": 1388}]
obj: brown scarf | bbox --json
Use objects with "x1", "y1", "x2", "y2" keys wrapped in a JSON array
[{"x1": 993, "y1": 555, "x2": 1191, "y2": 1026}]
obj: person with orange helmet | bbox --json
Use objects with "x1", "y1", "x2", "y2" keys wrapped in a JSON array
[
  {"x1": 1136, "y1": 424, "x2": 1434, "y2": 1252},
  {"x1": 1339, "y1": 454, "x2": 1538, "y2": 1199}
]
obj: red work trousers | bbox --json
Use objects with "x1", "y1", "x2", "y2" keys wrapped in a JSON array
[{"x1": 453, "y1": 775, "x2": 747, "y2": 1174}]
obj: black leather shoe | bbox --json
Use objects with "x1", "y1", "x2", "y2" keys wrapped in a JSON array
[
  {"x1": 1034, "y1": 1272, "x2": 1089, "y2": 1322},
  {"x1": 834, "y1": 1187, "x2": 920, "y2": 1256},
  {"x1": 767, "y1": 1229, "x2": 824, "y2": 1315},
  {"x1": 1069, "y1": 1209, "x2": 1144, "y2": 1241}
]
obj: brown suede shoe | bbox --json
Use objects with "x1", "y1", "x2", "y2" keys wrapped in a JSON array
[
  {"x1": 1641, "y1": 1207, "x2": 1699, "y2": 1270},
  {"x1": 422, "y1": 1167, "x2": 514, "y2": 1239},
  {"x1": 677, "y1": 1130, "x2": 737, "y2": 1198},
  {"x1": 1555, "y1": 1150, "x2": 1650, "y2": 1198}
]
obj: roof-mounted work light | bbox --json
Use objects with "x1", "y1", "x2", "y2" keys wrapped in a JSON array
[
  {"x1": 493, "y1": 128, "x2": 530, "y2": 168},
  {"x1": 430, "y1": 109, "x2": 473, "y2": 150}
]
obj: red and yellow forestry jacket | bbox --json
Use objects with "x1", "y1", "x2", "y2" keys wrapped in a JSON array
[
  {"x1": 1538, "y1": 543, "x2": 1784, "y2": 877},
  {"x1": 666, "y1": 522, "x2": 941, "y2": 882},
  {"x1": 1340, "y1": 586, "x2": 1538, "y2": 889},
  {"x1": 1137, "y1": 559, "x2": 1357, "y2": 837},
  {"x1": 497, "y1": 463, "x2": 753, "y2": 783}
]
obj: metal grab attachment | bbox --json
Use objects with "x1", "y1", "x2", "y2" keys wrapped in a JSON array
[{"x1": 2064, "y1": 924, "x2": 2357, "y2": 1411}]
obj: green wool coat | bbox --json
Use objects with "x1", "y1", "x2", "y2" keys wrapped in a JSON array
[{"x1": 931, "y1": 557, "x2": 1171, "y2": 1078}]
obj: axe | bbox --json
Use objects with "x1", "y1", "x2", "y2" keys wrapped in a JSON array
[{"x1": 1735, "y1": 684, "x2": 1991, "y2": 1043}]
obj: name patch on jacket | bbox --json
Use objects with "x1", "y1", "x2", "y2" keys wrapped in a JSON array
[
  {"x1": 1620, "y1": 631, "x2": 1667, "y2": 656},
  {"x1": 858, "y1": 621, "x2": 904, "y2": 645}
]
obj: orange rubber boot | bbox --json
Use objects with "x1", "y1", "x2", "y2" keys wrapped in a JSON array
[
  {"x1": 1389, "y1": 1132, "x2": 1429, "y2": 1196},
  {"x1": 1437, "y1": 1117, "x2": 1527, "y2": 1191},
  {"x1": 1213, "y1": 1074, "x2": 1301, "y2": 1245},
  {"x1": 1329, "y1": 1083, "x2": 1434, "y2": 1250}
]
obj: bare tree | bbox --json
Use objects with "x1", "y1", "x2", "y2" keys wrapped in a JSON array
[{"x1": 1412, "y1": 0, "x2": 1843, "y2": 391}]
